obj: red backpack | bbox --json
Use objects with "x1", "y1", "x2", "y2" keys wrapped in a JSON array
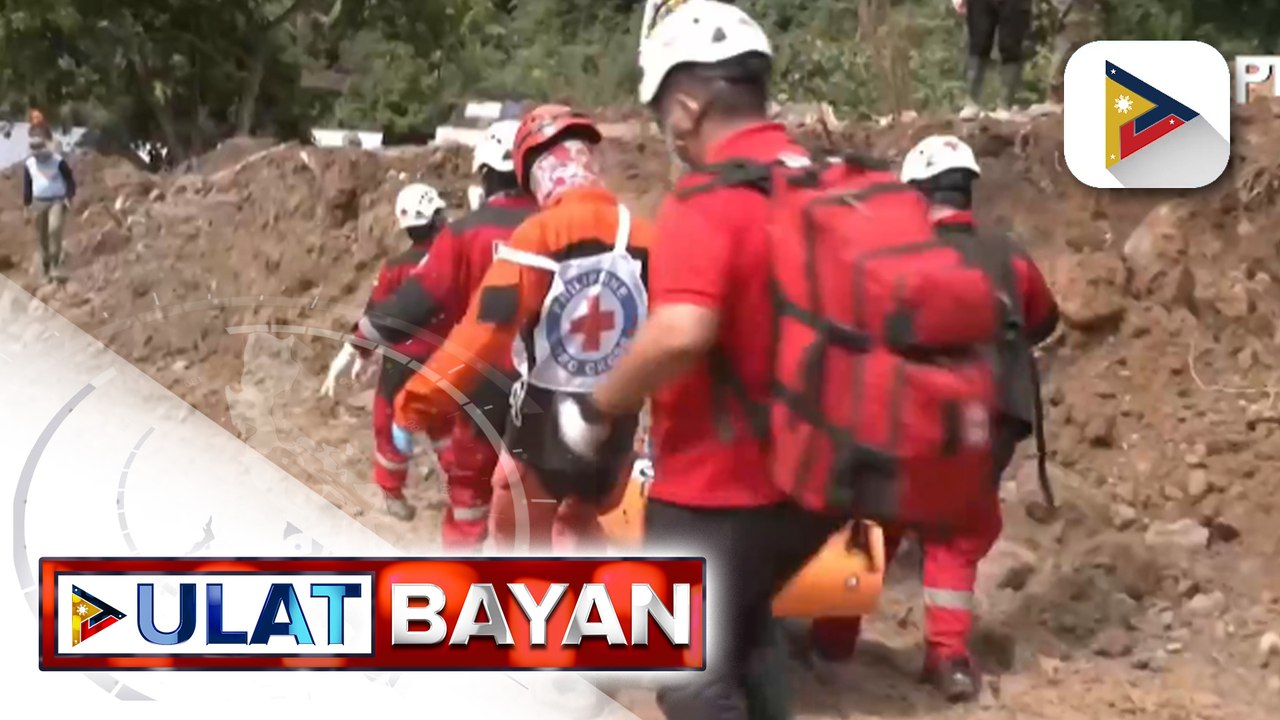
[{"x1": 681, "y1": 154, "x2": 1002, "y2": 531}]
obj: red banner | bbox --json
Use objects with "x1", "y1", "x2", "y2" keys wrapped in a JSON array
[{"x1": 40, "y1": 557, "x2": 704, "y2": 671}]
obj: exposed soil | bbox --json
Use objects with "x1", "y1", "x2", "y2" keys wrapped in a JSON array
[{"x1": 4, "y1": 104, "x2": 1280, "y2": 717}]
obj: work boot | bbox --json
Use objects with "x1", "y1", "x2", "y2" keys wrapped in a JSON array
[
  {"x1": 384, "y1": 493, "x2": 417, "y2": 522},
  {"x1": 960, "y1": 56, "x2": 987, "y2": 121},
  {"x1": 995, "y1": 61, "x2": 1023, "y2": 119},
  {"x1": 50, "y1": 259, "x2": 69, "y2": 284},
  {"x1": 921, "y1": 655, "x2": 981, "y2": 703}
]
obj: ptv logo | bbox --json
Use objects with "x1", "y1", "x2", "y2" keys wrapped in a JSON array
[
  {"x1": 69, "y1": 586, "x2": 126, "y2": 647},
  {"x1": 55, "y1": 574, "x2": 375, "y2": 656}
]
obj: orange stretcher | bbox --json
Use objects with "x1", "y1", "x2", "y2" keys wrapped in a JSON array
[{"x1": 599, "y1": 473, "x2": 887, "y2": 618}]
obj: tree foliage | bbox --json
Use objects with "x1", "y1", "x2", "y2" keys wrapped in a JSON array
[{"x1": 2, "y1": 0, "x2": 1279, "y2": 162}]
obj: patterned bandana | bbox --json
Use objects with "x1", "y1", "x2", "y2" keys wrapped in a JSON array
[{"x1": 529, "y1": 140, "x2": 603, "y2": 206}]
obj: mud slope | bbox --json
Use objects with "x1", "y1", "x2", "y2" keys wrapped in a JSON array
[{"x1": 3, "y1": 105, "x2": 1280, "y2": 718}]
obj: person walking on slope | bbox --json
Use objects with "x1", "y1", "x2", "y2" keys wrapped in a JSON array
[
  {"x1": 321, "y1": 182, "x2": 449, "y2": 523},
  {"x1": 955, "y1": 0, "x2": 1033, "y2": 120},
  {"x1": 23, "y1": 134, "x2": 77, "y2": 283},
  {"x1": 808, "y1": 135, "x2": 1060, "y2": 703},
  {"x1": 392, "y1": 105, "x2": 654, "y2": 554},
  {"x1": 560, "y1": 3, "x2": 847, "y2": 716},
  {"x1": 354, "y1": 120, "x2": 538, "y2": 550}
]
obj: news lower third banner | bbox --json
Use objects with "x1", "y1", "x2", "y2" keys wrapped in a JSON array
[{"x1": 41, "y1": 557, "x2": 705, "y2": 671}]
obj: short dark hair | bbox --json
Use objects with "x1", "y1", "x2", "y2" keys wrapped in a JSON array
[
  {"x1": 656, "y1": 52, "x2": 771, "y2": 120},
  {"x1": 480, "y1": 166, "x2": 520, "y2": 197},
  {"x1": 912, "y1": 168, "x2": 978, "y2": 210}
]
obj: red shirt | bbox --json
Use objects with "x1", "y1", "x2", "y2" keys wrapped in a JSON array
[
  {"x1": 359, "y1": 191, "x2": 537, "y2": 372},
  {"x1": 646, "y1": 123, "x2": 803, "y2": 509}
]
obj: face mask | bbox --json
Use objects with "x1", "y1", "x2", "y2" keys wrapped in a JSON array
[
  {"x1": 32, "y1": 149, "x2": 51, "y2": 161},
  {"x1": 529, "y1": 140, "x2": 602, "y2": 206}
]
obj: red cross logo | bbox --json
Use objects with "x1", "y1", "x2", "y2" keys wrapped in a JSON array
[{"x1": 568, "y1": 295, "x2": 616, "y2": 352}]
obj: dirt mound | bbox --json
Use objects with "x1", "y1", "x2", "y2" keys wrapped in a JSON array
[{"x1": 4, "y1": 107, "x2": 1280, "y2": 717}]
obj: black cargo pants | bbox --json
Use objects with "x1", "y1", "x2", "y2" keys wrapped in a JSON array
[{"x1": 646, "y1": 499, "x2": 843, "y2": 720}]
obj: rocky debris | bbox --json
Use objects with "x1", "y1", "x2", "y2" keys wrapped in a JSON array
[
  {"x1": 1186, "y1": 468, "x2": 1210, "y2": 499},
  {"x1": 1111, "y1": 503, "x2": 1138, "y2": 530},
  {"x1": 1123, "y1": 201, "x2": 1194, "y2": 306},
  {"x1": 1050, "y1": 252, "x2": 1128, "y2": 331},
  {"x1": 1092, "y1": 627, "x2": 1136, "y2": 658},
  {"x1": 1131, "y1": 649, "x2": 1170, "y2": 672},
  {"x1": 1207, "y1": 518, "x2": 1242, "y2": 545},
  {"x1": 1184, "y1": 591, "x2": 1226, "y2": 617},
  {"x1": 1261, "y1": 631, "x2": 1280, "y2": 668},
  {"x1": 1144, "y1": 519, "x2": 1209, "y2": 551}
]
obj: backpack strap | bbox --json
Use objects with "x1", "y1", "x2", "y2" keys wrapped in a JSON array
[
  {"x1": 674, "y1": 160, "x2": 775, "y2": 199},
  {"x1": 939, "y1": 224, "x2": 1055, "y2": 507},
  {"x1": 612, "y1": 204, "x2": 632, "y2": 253},
  {"x1": 494, "y1": 242, "x2": 561, "y2": 273},
  {"x1": 1028, "y1": 356, "x2": 1055, "y2": 509},
  {"x1": 708, "y1": 348, "x2": 771, "y2": 445}
]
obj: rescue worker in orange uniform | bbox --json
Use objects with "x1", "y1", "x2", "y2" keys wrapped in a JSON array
[
  {"x1": 808, "y1": 135, "x2": 1059, "y2": 702},
  {"x1": 392, "y1": 105, "x2": 655, "y2": 553}
]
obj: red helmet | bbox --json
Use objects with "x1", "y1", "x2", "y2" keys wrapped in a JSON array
[{"x1": 513, "y1": 104, "x2": 603, "y2": 191}]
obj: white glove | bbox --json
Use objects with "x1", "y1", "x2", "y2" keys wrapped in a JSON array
[
  {"x1": 320, "y1": 343, "x2": 365, "y2": 398},
  {"x1": 557, "y1": 395, "x2": 612, "y2": 459}
]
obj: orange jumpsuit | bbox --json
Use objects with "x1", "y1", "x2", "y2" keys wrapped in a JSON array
[{"x1": 395, "y1": 186, "x2": 654, "y2": 552}]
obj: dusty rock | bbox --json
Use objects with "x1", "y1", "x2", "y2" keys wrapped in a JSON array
[
  {"x1": 1187, "y1": 469, "x2": 1211, "y2": 499},
  {"x1": 1261, "y1": 631, "x2": 1280, "y2": 667},
  {"x1": 1092, "y1": 628, "x2": 1135, "y2": 658},
  {"x1": 1111, "y1": 503, "x2": 1138, "y2": 530},
  {"x1": 1050, "y1": 252, "x2": 1127, "y2": 331},
  {"x1": 1144, "y1": 519, "x2": 1209, "y2": 551},
  {"x1": 1083, "y1": 414, "x2": 1116, "y2": 447},
  {"x1": 1131, "y1": 649, "x2": 1169, "y2": 672},
  {"x1": 1185, "y1": 591, "x2": 1226, "y2": 617},
  {"x1": 1025, "y1": 500, "x2": 1058, "y2": 525},
  {"x1": 1208, "y1": 518, "x2": 1242, "y2": 545},
  {"x1": 1124, "y1": 201, "x2": 1194, "y2": 305},
  {"x1": 999, "y1": 561, "x2": 1036, "y2": 592}
]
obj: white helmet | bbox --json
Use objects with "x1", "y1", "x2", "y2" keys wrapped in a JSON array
[
  {"x1": 638, "y1": 0, "x2": 772, "y2": 106},
  {"x1": 899, "y1": 135, "x2": 982, "y2": 183},
  {"x1": 394, "y1": 183, "x2": 446, "y2": 230},
  {"x1": 472, "y1": 119, "x2": 519, "y2": 174}
]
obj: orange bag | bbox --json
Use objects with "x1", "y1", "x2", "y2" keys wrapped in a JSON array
[{"x1": 599, "y1": 473, "x2": 886, "y2": 618}]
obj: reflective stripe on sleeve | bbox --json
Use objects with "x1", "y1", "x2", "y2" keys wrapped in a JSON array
[
  {"x1": 374, "y1": 450, "x2": 409, "y2": 471},
  {"x1": 923, "y1": 587, "x2": 975, "y2": 611},
  {"x1": 450, "y1": 504, "x2": 490, "y2": 522}
]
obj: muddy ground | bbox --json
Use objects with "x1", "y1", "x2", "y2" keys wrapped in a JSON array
[{"x1": 3, "y1": 106, "x2": 1280, "y2": 718}]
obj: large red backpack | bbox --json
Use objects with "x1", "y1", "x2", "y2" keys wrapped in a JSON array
[{"x1": 681, "y1": 154, "x2": 1003, "y2": 531}]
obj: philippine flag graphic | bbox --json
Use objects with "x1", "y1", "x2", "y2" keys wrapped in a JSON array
[
  {"x1": 1064, "y1": 41, "x2": 1230, "y2": 189},
  {"x1": 1105, "y1": 62, "x2": 1200, "y2": 168}
]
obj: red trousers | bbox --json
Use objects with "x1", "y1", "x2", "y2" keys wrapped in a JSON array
[
  {"x1": 810, "y1": 495, "x2": 1003, "y2": 665},
  {"x1": 436, "y1": 421, "x2": 500, "y2": 551},
  {"x1": 371, "y1": 373, "x2": 416, "y2": 497},
  {"x1": 489, "y1": 452, "x2": 630, "y2": 553},
  {"x1": 371, "y1": 369, "x2": 498, "y2": 551}
]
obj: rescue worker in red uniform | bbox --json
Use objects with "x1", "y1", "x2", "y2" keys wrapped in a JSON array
[
  {"x1": 392, "y1": 106, "x2": 654, "y2": 554},
  {"x1": 322, "y1": 182, "x2": 449, "y2": 522},
  {"x1": 355, "y1": 120, "x2": 539, "y2": 549},
  {"x1": 560, "y1": 4, "x2": 844, "y2": 717},
  {"x1": 808, "y1": 135, "x2": 1060, "y2": 702}
]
